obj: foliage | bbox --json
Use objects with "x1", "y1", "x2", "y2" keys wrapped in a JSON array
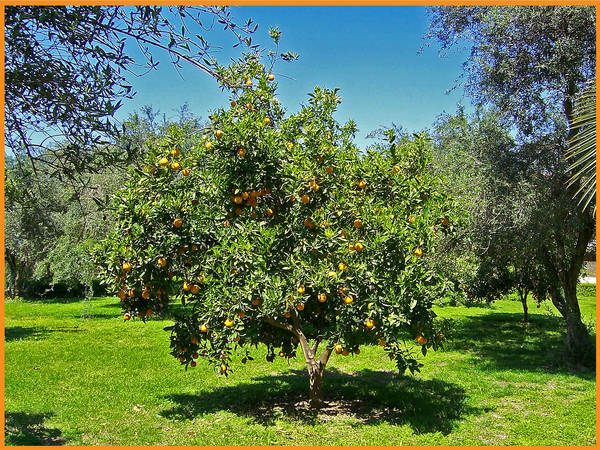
[
  {"x1": 95, "y1": 55, "x2": 455, "y2": 405},
  {"x1": 5, "y1": 5, "x2": 257, "y2": 180},
  {"x1": 576, "y1": 283, "x2": 596, "y2": 298},
  {"x1": 427, "y1": 6, "x2": 596, "y2": 362}
]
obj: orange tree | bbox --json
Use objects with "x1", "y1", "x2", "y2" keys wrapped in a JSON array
[{"x1": 96, "y1": 57, "x2": 455, "y2": 408}]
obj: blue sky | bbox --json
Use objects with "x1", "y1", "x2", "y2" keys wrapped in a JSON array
[{"x1": 118, "y1": 6, "x2": 471, "y2": 150}]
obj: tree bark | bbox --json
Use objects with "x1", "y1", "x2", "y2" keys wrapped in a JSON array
[{"x1": 519, "y1": 289, "x2": 529, "y2": 322}]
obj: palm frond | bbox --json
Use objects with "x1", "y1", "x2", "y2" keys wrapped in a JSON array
[{"x1": 566, "y1": 79, "x2": 596, "y2": 216}]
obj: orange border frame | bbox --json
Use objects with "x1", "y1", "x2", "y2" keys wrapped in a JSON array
[{"x1": 0, "y1": 1, "x2": 598, "y2": 449}]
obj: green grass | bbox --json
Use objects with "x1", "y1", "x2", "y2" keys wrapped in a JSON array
[{"x1": 5, "y1": 294, "x2": 596, "y2": 445}]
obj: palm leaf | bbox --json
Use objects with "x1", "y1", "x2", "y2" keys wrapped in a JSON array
[{"x1": 566, "y1": 79, "x2": 596, "y2": 216}]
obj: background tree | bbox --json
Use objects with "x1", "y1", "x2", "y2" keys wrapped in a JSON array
[
  {"x1": 427, "y1": 6, "x2": 596, "y2": 363},
  {"x1": 5, "y1": 5, "x2": 257, "y2": 183},
  {"x1": 95, "y1": 55, "x2": 454, "y2": 408}
]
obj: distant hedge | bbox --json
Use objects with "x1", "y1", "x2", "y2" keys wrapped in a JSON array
[{"x1": 577, "y1": 283, "x2": 596, "y2": 298}]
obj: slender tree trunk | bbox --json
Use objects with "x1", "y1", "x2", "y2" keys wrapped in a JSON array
[
  {"x1": 563, "y1": 269, "x2": 593, "y2": 362},
  {"x1": 307, "y1": 362, "x2": 325, "y2": 407},
  {"x1": 519, "y1": 289, "x2": 529, "y2": 322}
]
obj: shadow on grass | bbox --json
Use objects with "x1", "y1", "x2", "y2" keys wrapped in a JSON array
[
  {"x1": 5, "y1": 326, "x2": 82, "y2": 343},
  {"x1": 5, "y1": 411, "x2": 65, "y2": 445},
  {"x1": 446, "y1": 311, "x2": 595, "y2": 378},
  {"x1": 161, "y1": 368, "x2": 477, "y2": 434}
]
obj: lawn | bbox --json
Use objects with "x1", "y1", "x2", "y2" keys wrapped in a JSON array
[{"x1": 4, "y1": 294, "x2": 596, "y2": 445}]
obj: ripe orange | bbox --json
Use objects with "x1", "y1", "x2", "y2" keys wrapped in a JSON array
[
  {"x1": 334, "y1": 344, "x2": 343, "y2": 354},
  {"x1": 378, "y1": 338, "x2": 386, "y2": 346},
  {"x1": 183, "y1": 282, "x2": 191, "y2": 292},
  {"x1": 148, "y1": 166, "x2": 156, "y2": 174},
  {"x1": 365, "y1": 318, "x2": 375, "y2": 328},
  {"x1": 220, "y1": 364, "x2": 227, "y2": 374},
  {"x1": 141, "y1": 288, "x2": 150, "y2": 299},
  {"x1": 241, "y1": 192, "x2": 249, "y2": 200},
  {"x1": 416, "y1": 335, "x2": 428, "y2": 345},
  {"x1": 237, "y1": 148, "x2": 246, "y2": 157},
  {"x1": 354, "y1": 349, "x2": 360, "y2": 355},
  {"x1": 268, "y1": 73, "x2": 275, "y2": 81},
  {"x1": 179, "y1": 356, "x2": 185, "y2": 363},
  {"x1": 279, "y1": 351, "x2": 285, "y2": 357},
  {"x1": 355, "y1": 242, "x2": 364, "y2": 252},
  {"x1": 344, "y1": 295, "x2": 353, "y2": 305},
  {"x1": 233, "y1": 196, "x2": 243, "y2": 205},
  {"x1": 328, "y1": 271, "x2": 337, "y2": 278},
  {"x1": 205, "y1": 141, "x2": 213, "y2": 150},
  {"x1": 264, "y1": 117, "x2": 271, "y2": 125},
  {"x1": 284, "y1": 312, "x2": 291, "y2": 318},
  {"x1": 252, "y1": 298, "x2": 260, "y2": 306},
  {"x1": 408, "y1": 216, "x2": 416, "y2": 224},
  {"x1": 223, "y1": 220, "x2": 230, "y2": 227},
  {"x1": 145, "y1": 309, "x2": 153, "y2": 316},
  {"x1": 123, "y1": 313, "x2": 131, "y2": 321},
  {"x1": 122, "y1": 261, "x2": 132, "y2": 272},
  {"x1": 235, "y1": 208, "x2": 243, "y2": 216},
  {"x1": 159, "y1": 157, "x2": 169, "y2": 166},
  {"x1": 441, "y1": 218, "x2": 449, "y2": 226},
  {"x1": 182, "y1": 169, "x2": 190, "y2": 177},
  {"x1": 301, "y1": 194, "x2": 310, "y2": 204},
  {"x1": 353, "y1": 219, "x2": 363, "y2": 229},
  {"x1": 304, "y1": 219, "x2": 314, "y2": 228},
  {"x1": 318, "y1": 293, "x2": 327, "y2": 303},
  {"x1": 170, "y1": 161, "x2": 180, "y2": 171},
  {"x1": 171, "y1": 148, "x2": 180, "y2": 157},
  {"x1": 191, "y1": 336, "x2": 199, "y2": 345},
  {"x1": 117, "y1": 290, "x2": 126, "y2": 301},
  {"x1": 393, "y1": 165, "x2": 400, "y2": 173},
  {"x1": 224, "y1": 318, "x2": 234, "y2": 327},
  {"x1": 190, "y1": 360, "x2": 197, "y2": 368},
  {"x1": 338, "y1": 262, "x2": 347, "y2": 271},
  {"x1": 245, "y1": 78, "x2": 252, "y2": 86},
  {"x1": 191, "y1": 285, "x2": 200, "y2": 295},
  {"x1": 157, "y1": 257, "x2": 167, "y2": 267},
  {"x1": 128, "y1": 289, "x2": 135, "y2": 298},
  {"x1": 200, "y1": 324, "x2": 208, "y2": 333},
  {"x1": 414, "y1": 247, "x2": 423, "y2": 257},
  {"x1": 357, "y1": 180, "x2": 367, "y2": 189},
  {"x1": 325, "y1": 166, "x2": 334, "y2": 174},
  {"x1": 436, "y1": 333, "x2": 444, "y2": 341},
  {"x1": 348, "y1": 243, "x2": 356, "y2": 251},
  {"x1": 173, "y1": 218, "x2": 183, "y2": 228},
  {"x1": 342, "y1": 349, "x2": 350, "y2": 356},
  {"x1": 246, "y1": 103, "x2": 253, "y2": 111},
  {"x1": 238, "y1": 311, "x2": 245, "y2": 319},
  {"x1": 296, "y1": 303, "x2": 305, "y2": 311},
  {"x1": 267, "y1": 208, "x2": 274, "y2": 216},
  {"x1": 230, "y1": 100, "x2": 237, "y2": 107},
  {"x1": 215, "y1": 129, "x2": 224, "y2": 139},
  {"x1": 316, "y1": 155, "x2": 324, "y2": 162}
]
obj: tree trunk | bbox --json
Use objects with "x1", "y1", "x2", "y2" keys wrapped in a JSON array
[
  {"x1": 563, "y1": 270, "x2": 593, "y2": 363},
  {"x1": 307, "y1": 362, "x2": 325, "y2": 408},
  {"x1": 520, "y1": 289, "x2": 529, "y2": 322}
]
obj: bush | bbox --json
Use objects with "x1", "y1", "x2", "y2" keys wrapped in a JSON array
[{"x1": 577, "y1": 282, "x2": 596, "y2": 298}]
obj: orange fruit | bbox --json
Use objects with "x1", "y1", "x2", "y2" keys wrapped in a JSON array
[
  {"x1": 171, "y1": 148, "x2": 180, "y2": 157},
  {"x1": 393, "y1": 165, "x2": 400, "y2": 173},
  {"x1": 267, "y1": 208, "x2": 274, "y2": 216},
  {"x1": 123, "y1": 313, "x2": 131, "y2": 321},
  {"x1": 245, "y1": 78, "x2": 252, "y2": 86},
  {"x1": 191, "y1": 285, "x2": 200, "y2": 295},
  {"x1": 342, "y1": 349, "x2": 350, "y2": 356},
  {"x1": 325, "y1": 166, "x2": 334, "y2": 174},
  {"x1": 159, "y1": 157, "x2": 169, "y2": 166},
  {"x1": 117, "y1": 290, "x2": 126, "y2": 301},
  {"x1": 284, "y1": 312, "x2": 291, "y2": 318},
  {"x1": 200, "y1": 324, "x2": 208, "y2": 333},
  {"x1": 235, "y1": 208, "x2": 243, "y2": 216},
  {"x1": 334, "y1": 344, "x2": 343, "y2": 354},
  {"x1": 343, "y1": 295, "x2": 353, "y2": 305},
  {"x1": 296, "y1": 303, "x2": 305, "y2": 311},
  {"x1": 233, "y1": 196, "x2": 243, "y2": 205},
  {"x1": 252, "y1": 298, "x2": 260, "y2": 306},
  {"x1": 224, "y1": 318, "x2": 234, "y2": 327},
  {"x1": 353, "y1": 219, "x2": 363, "y2": 229},
  {"x1": 246, "y1": 103, "x2": 253, "y2": 111},
  {"x1": 441, "y1": 218, "x2": 449, "y2": 226},
  {"x1": 237, "y1": 148, "x2": 246, "y2": 157},
  {"x1": 348, "y1": 243, "x2": 356, "y2": 251},
  {"x1": 141, "y1": 288, "x2": 150, "y2": 299},
  {"x1": 408, "y1": 216, "x2": 416, "y2": 224},
  {"x1": 241, "y1": 192, "x2": 249, "y2": 200},
  {"x1": 436, "y1": 333, "x2": 444, "y2": 341},
  {"x1": 205, "y1": 141, "x2": 213, "y2": 150},
  {"x1": 220, "y1": 364, "x2": 227, "y2": 374},
  {"x1": 223, "y1": 220, "x2": 230, "y2": 227},
  {"x1": 128, "y1": 289, "x2": 135, "y2": 298},
  {"x1": 122, "y1": 261, "x2": 132, "y2": 272},
  {"x1": 378, "y1": 338, "x2": 386, "y2": 346},
  {"x1": 157, "y1": 257, "x2": 167, "y2": 267},
  {"x1": 416, "y1": 335, "x2": 428, "y2": 345},
  {"x1": 297, "y1": 286, "x2": 305, "y2": 295},
  {"x1": 268, "y1": 74, "x2": 275, "y2": 81},
  {"x1": 238, "y1": 311, "x2": 245, "y2": 319},
  {"x1": 182, "y1": 282, "x2": 191, "y2": 292},
  {"x1": 191, "y1": 336, "x2": 199, "y2": 345},
  {"x1": 304, "y1": 218, "x2": 314, "y2": 228},
  {"x1": 357, "y1": 180, "x2": 367, "y2": 189},
  {"x1": 318, "y1": 293, "x2": 327, "y2": 303},
  {"x1": 173, "y1": 218, "x2": 183, "y2": 228},
  {"x1": 414, "y1": 247, "x2": 423, "y2": 257},
  {"x1": 170, "y1": 161, "x2": 180, "y2": 171},
  {"x1": 230, "y1": 100, "x2": 237, "y2": 107},
  {"x1": 301, "y1": 194, "x2": 310, "y2": 204},
  {"x1": 182, "y1": 169, "x2": 190, "y2": 177},
  {"x1": 264, "y1": 117, "x2": 271, "y2": 125},
  {"x1": 190, "y1": 360, "x2": 197, "y2": 368},
  {"x1": 338, "y1": 262, "x2": 347, "y2": 271},
  {"x1": 365, "y1": 319, "x2": 375, "y2": 328},
  {"x1": 354, "y1": 349, "x2": 360, "y2": 355},
  {"x1": 145, "y1": 309, "x2": 152, "y2": 316},
  {"x1": 355, "y1": 242, "x2": 364, "y2": 252},
  {"x1": 215, "y1": 129, "x2": 224, "y2": 139}
]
